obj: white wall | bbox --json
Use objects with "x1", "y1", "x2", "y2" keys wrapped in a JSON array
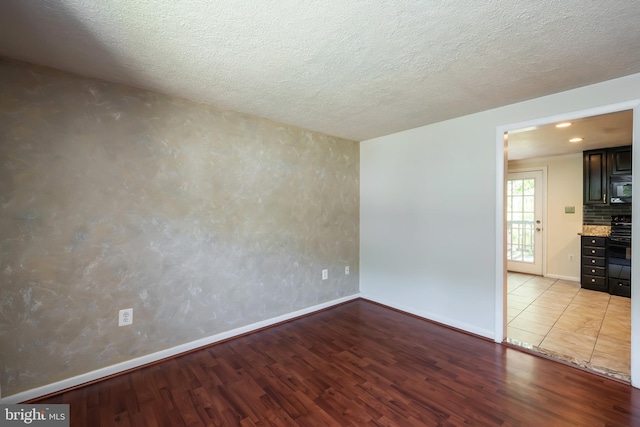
[
  {"x1": 509, "y1": 154, "x2": 583, "y2": 281},
  {"x1": 360, "y1": 73, "x2": 640, "y2": 341}
]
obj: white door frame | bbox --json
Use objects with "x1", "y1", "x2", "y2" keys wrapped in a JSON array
[
  {"x1": 506, "y1": 167, "x2": 547, "y2": 276},
  {"x1": 494, "y1": 100, "x2": 640, "y2": 387}
]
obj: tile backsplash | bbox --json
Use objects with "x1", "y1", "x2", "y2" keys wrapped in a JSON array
[{"x1": 583, "y1": 204, "x2": 632, "y2": 225}]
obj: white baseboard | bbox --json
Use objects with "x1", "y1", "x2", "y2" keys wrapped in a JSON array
[
  {"x1": 545, "y1": 273, "x2": 580, "y2": 282},
  {"x1": 1, "y1": 293, "x2": 362, "y2": 404},
  {"x1": 361, "y1": 295, "x2": 494, "y2": 340}
]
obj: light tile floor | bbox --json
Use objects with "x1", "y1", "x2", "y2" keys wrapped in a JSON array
[{"x1": 507, "y1": 272, "x2": 631, "y2": 380}]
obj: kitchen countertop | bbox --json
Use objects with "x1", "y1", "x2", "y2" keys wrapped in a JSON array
[{"x1": 579, "y1": 225, "x2": 611, "y2": 237}]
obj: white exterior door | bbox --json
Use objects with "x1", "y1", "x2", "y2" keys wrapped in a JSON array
[{"x1": 507, "y1": 170, "x2": 544, "y2": 275}]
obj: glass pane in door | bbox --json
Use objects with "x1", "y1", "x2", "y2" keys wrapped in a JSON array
[{"x1": 507, "y1": 178, "x2": 535, "y2": 263}]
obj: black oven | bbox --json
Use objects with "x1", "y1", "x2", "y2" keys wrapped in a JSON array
[{"x1": 608, "y1": 215, "x2": 631, "y2": 297}]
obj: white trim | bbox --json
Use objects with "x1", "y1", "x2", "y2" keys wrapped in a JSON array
[
  {"x1": 632, "y1": 105, "x2": 640, "y2": 388},
  {"x1": 362, "y1": 295, "x2": 494, "y2": 340},
  {"x1": 0, "y1": 293, "x2": 362, "y2": 404},
  {"x1": 496, "y1": 99, "x2": 640, "y2": 385},
  {"x1": 495, "y1": 129, "x2": 507, "y2": 343},
  {"x1": 545, "y1": 274, "x2": 580, "y2": 282}
]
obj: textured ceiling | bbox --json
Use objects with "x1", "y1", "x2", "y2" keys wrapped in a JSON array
[{"x1": 1, "y1": 1, "x2": 640, "y2": 141}]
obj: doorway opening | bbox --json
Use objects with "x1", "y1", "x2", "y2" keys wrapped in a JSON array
[{"x1": 497, "y1": 104, "x2": 638, "y2": 384}]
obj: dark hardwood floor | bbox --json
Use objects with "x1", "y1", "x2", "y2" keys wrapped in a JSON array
[{"x1": 37, "y1": 300, "x2": 640, "y2": 426}]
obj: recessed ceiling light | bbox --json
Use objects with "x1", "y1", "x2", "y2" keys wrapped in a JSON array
[
  {"x1": 556, "y1": 122, "x2": 572, "y2": 128},
  {"x1": 510, "y1": 126, "x2": 537, "y2": 134},
  {"x1": 569, "y1": 137, "x2": 583, "y2": 143}
]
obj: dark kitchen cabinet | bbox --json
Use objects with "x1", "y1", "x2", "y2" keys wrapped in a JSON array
[
  {"x1": 583, "y1": 145, "x2": 632, "y2": 205},
  {"x1": 609, "y1": 146, "x2": 632, "y2": 175},
  {"x1": 581, "y1": 236, "x2": 607, "y2": 292},
  {"x1": 583, "y1": 149, "x2": 608, "y2": 205}
]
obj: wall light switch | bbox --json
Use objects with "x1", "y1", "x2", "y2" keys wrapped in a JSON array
[
  {"x1": 565, "y1": 206, "x2": 575, "y2": 214},
  {"x1": 345, "y1": 266, "x2": 350, "y2": 275},
  {"x1": 322, "y1": 269, "x2": 328, "y2": 280}
]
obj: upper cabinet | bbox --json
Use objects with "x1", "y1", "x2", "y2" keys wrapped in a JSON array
[
  {"x1": 584, "y1": 149, "x2": 608, "y2": 205},
  {"x1": 583, "y1": 145, "x2": 632, "y2": 205},
  {"x1": 609, "y1": 146, "x2": 632, "y2": 175}
]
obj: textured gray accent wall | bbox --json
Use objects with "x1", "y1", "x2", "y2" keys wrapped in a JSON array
[{"x1": 0, "y1": 59, "x2": 359, "y2": 397}]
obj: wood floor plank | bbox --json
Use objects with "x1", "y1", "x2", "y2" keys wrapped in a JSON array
[{"x1": 34, "y1": 300, "x2": 640, "y2": 426}]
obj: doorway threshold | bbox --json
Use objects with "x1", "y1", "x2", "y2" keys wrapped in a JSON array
[{"x1": 506, "y1": 337, "x2": 631, "y2": 383}]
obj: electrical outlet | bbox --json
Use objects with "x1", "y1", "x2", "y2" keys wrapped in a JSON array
[
  {"x1": 119, "y1": 308, "x2": 133, "y2": 326},
  {"x1": 322, "y1": 269, "x2": 328, "y2": 280},
  {"x1": 345, "y1": 266, "x2": 350, "y2": 275}
]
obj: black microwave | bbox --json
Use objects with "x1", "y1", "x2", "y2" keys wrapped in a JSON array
[{"x1": 610, "y1": 175, "x2": 632, "y2": 203}]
